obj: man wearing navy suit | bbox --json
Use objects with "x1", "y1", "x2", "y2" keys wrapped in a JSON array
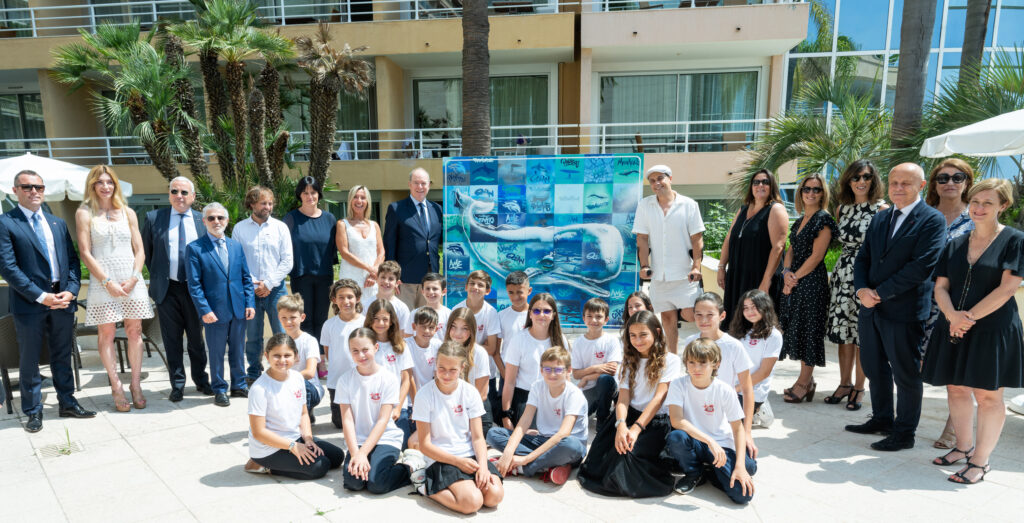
[
  {"x1": 0, "y1": 170, "x2": 96, "y2": 432},
  {"x1": 849, "y1": 163, "x2": 946, "y2": 451},
  {"x1": 383, "y1": 167, "x2": 442, "y2": 309},
  {"x1": 142, "y1": 176, "x2": 213, "y2": 402},
  {"x1": 187, "y1": 202, "x2": 255, "y2": 407}
]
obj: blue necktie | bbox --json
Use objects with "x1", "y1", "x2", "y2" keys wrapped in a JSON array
[
  {"x1": 886, "y1": 209, "x2": 902, "y2": 248},
  {"x1": 216, "y1": 238, "x2": 229, "y2": 270},
  {"x1": 177, "y1": 213, "x2": 187, "y2": 281},
  {"x1": 32, "y1": 213, "x2": 54, "y2": 281},
  {"x1": 418, "y1": 202, "x2": 428, "y2": 230}
]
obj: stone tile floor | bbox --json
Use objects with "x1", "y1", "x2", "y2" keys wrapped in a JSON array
[{"x1": 2, "y1": 324, "x2": 1022, "y2": 522}]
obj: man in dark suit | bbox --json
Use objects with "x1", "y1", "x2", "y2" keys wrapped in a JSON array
[
  {"x1": 849, "y1": 163, "x2": 947, "y2": 451},
  {"x1": 187, "y1": 202, "x2": 255, "y2": 407},
  {"x1": 142, "y1": 176, "x2": 213, "y2": 402},
  {"x1": 383, "y1": 167, "x2": 442, "y2": 309},
  {"x1": 0, "y1": 170, "x2": 96, "y2": 432}
]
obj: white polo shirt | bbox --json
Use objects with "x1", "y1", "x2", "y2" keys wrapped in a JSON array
[{"x1": 631, "y1": 191, "x2": 705, "y2": 281}]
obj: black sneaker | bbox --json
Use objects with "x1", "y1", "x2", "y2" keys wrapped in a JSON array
[
  {"x1": 673, "y1": 472, "x2": 705, "y2": 495},
  {"x1": 230, "y1": 389, "x2": 248, "y2": 398}
]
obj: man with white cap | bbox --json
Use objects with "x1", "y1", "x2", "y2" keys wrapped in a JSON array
[{"x1": 631, "y1": 164, "x2": 705, "y2": 353}]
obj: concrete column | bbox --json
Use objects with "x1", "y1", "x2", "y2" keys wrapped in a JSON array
[
  {"x1": 374, "y1": 56, "x2": 407, "y2": 160},
  {"x1": 28, "y1": 0, "x2": 91, "y2": 37},
  {"x1": 767, "y1": 54, "x2": 785, "y2": 117},
  {"x1": 578, "y1": 47, "x2": 593, "y2": 152}
]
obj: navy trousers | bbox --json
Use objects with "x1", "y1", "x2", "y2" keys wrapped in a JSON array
[{"x1": 858, "y1": 309, "x2": 925, "y2": 436}]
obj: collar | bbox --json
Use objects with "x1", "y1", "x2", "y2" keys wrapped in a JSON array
[
  {"x1": 894, "y1": 197, "x2": 922, "y2": 215},
  {"x1": 18, "y1": 204, "x2": 43, "y2": 219},
  {"x1": 173, "y1": 208, "x2": 192, "y2": 217},
  {"x1": 207, "y1": 232, "x2": 225, "y2": 243},
  {"x1": 409, "y1": 195, "x2": 427, "y2": 206}
]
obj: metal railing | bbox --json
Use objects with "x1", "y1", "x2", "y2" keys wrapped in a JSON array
[
  {"x1": 568, "y1": 0, "x2": 802, "y2": 12},
  {"x1": 0, "y1": 119, "x2": 767, "y2": 166}
]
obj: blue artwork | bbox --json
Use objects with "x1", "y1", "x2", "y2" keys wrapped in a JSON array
[{"x1": 443, "y1": 154, "x2": 642, "y2": 327}]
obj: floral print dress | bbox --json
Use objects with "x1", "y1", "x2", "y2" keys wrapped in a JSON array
[{"x1": 826, "y1": 201, "x2": 885, "y2": 345}]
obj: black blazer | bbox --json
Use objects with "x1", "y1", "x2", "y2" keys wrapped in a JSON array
[
  {"x1": 383, "y1": 197, "x2": 443, "y2": 284},
  {"x1": 0, "y1": 207, "x2": 81, "y2": 315},
  {"x1": 853, "y1": 200, "x2": 947, "y2": 322},
  {"x1": 142, "y1": 207, "x2": 205, "y2": 305}
]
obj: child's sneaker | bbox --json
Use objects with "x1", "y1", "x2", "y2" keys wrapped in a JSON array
[
  {"x1": 399, "y1": 449, "x2": 428, "y2": 488},
  {"x1": 753, "y1": 399, "x2": 774, "y2": 428},
  {"x1": 673, "y1": 471, "x2": 705, "y2": 495},
  {"x1": 244, "y1": 459, "x2": 269, "y2": 474},
  {"x1": 545, "y1": 464, "x2": 572, "y2": 485}
]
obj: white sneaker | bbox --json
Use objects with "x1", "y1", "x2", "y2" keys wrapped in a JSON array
[
  {"x1": 752, "y1": 400, "x2": 774, "y2": 428},
  {"x1": 400, "y1": 449, "x2": 428, "y2": 487},
  {"x1": 1009, "y1": 394, "x2": 1024, "y2": 415}
]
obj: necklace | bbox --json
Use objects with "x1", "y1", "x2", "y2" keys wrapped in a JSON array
[
  {"x1": 967, "y1": 227, "x2": 1001, "y2": 265},
  {"x1": 738, "y1": 202, "x2": 769, "y2": 239}
]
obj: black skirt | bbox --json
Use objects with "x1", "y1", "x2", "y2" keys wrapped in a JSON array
[
  {"x1": 577, "y1": 407, "x2": 674, "y2": 498},
  {"x1": 424, "y1": 460, "x2": 502, "y2": 496}
]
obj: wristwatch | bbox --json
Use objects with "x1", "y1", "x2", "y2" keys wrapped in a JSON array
[
  {"x1": 502, "y1": 409, "x2": 515, "y2": 420},
  {"x1": 288, "y1": 441, "x2": 297, "y2": 452},
  {"x1": 614, "y1": 418, "x2": 626, "y2": 428}
]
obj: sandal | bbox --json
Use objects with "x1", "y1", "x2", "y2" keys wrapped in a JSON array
[
  {"x1": 933, "y1": 419, "x2": 956, "y2": 449},
  {"x1": 784, "y1": 381, "x2": 817, "y2": 403},
  {"x1": 112, "y1": 387, "x2": 131, "y2": 412},
  {"x1": 933, "y1": 446, "x2": 974, "y2": 466},
  {"x1": 948, "y1": 461, "x2": 990, "y2": 484},
  {"x1": 129, "y1": 384, "x2": 147, "y2": 410},
  {"x1": 823, "y1": 384, "x2": 853, "y2": 405},
  {"x1": 846, "y1": 389, "x2": 865, "y2": 411}
]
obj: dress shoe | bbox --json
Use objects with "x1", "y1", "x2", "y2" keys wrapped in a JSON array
[
  {"x1": 214, "y1": 392, "x2": 231, "y2": 407},
  {"x1": 58, "y1": 403, "x2": 97, "y2": 419},
  {"x1": 230, "y1": 389, "x2": 248, "y2": 398},
  {"x1": 196, "y1": 384, "x2": 215, "y2": 396},
  {"x1": 25, "y1": 412, "x2": 43, "y2": 433},
  {"x1": 169, "y1": 388, "x2": 184, "y2": 402},
  {"x1": 844, "y1": 417, "x2": 893, "y2": 435},
  {"x1": 871, "y1": 433, "x2": 915, "y2": 452}
]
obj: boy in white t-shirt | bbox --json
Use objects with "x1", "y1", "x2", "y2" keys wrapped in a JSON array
[
  {"x1": 407, "y1": 307, "x2": 443, "y2": 391},
  {"x1": 451, "y1": 270, "x2": 502, "y2": 417},
  {"x1": 404, "y1": 272, "x2": 451, "y2": 340},
  {"x1": 321, "y1": 279, "x2": 367, "y2": 429},
  {"x1": 494, "y1": 271, "x2": 531, "y2": 424},
  {"x1": 277, "y1": 294, "x2": 324, "y2": 426},
  {"x1": 571, "y1": 298, "x2": 622, "y2": 426},
  {"x1": 360, "y1": 261, "x2": 411, "y2": 334},
  {"x1": 486, "y1": 347, "x2": 587, "y2": 485},
  {"x1": 665, "y1": 338, "x2": 756, "y2": 504}
]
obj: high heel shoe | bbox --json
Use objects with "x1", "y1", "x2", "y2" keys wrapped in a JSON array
[
  {"x1": 112, "y1": 387, "x2": 131, "y2": 412},
  {"x1": 846, "y1": 388, "x2": 865, "y2": 411},
  {"x1": 933, "y1": 446, "x2": 974, "y2": 466},
  {"x1": 948, "y1": 461, "x2": 990, "y2": 485},
  {"x1": 933, "y1": 418, "x2": 956, "y2": 449},
  {"x1": 823, "y1": 384, "x2": 853, "y2": 405},
  {"x1": 784, "y1": 381, "x2": 816, "y2": 403},
  {"x1": 129, "y1": 384, "x2": 147, "y2": 410}
]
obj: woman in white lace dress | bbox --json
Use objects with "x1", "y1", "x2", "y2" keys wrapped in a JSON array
[
  {"x1": 335, "y1": 185, "x2": 385, "y2": 295},
  {"x1": 75, "y1": 165, "x2": 153, "y2": 412}
]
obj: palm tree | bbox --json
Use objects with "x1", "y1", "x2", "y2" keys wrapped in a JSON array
[
  {"x1": 891, "y1": 0, "x2": 938, "y2": 147},
  {"x1": 164, "y1": 33, "x2": 211, "y2": 186},
  {"x1": 958, "y1": 0, "x2": 991, "y2": 90},
  {"x1": 461, "y1": 0, "x2": 490, "y2": 156},
  {"x1": 258, "y1": 60, "x2": 289, "y2": 178},
  {"x1": 294, "y1": 23, "x2": 374, "y2": 188}
]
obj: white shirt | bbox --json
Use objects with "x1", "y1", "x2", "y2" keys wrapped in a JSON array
[
  {"x1": 630, "y1": 192, "x2": 705, "y2": 281},
  {"x1": 571, "y1": 332, "x2": 623, "y2": 391},
  {"x1": 168, "y1": 208, "x2": 199, "y2": 282},
  {"x1": 503, "y1": 329, "x2": 567, "y2": 390},
  {"x1": 362, "y1": 292, "x2": 411, "y2": 333},
  {"x1": 468, "y1": 343, "x2": 491, "y2": 384},
  {"x1": 890, "y1": 197, "x2": 921, "y2": 237},
  {"x1": 682, "y1": 333, "x2": 753, "y2": 389},
  {"x1": 406, "y1": 305, "x2": 451, "y2": 341},
  {"x1": 290, "y1": 332, "x2": 324, "y2": 396},
  {"x1": 411, "y1": 380, "x2": 486, "y2": 461},
  {"x1": 618, "y1": 352, "x2": 680, "y2": 414},
  {"x1": 497, "y1": 306, "x2": 528, "y2": 362},
  {"x1": 406, "y1": 335, "x2": 442, "y2": 389},
  {"x1": 741, "y1": 328, "x2": 783, "y2": 402},
  {"x1": 527, "y1": 379, "x2": 589, "y2": 443},
  {"x1": 374, "y1": 341, "x2": 414, "y2": 408},
  {"x1": 335, "y1": 366, "x2": 405, "y2": 451},
  {"x1": 232, "y1": 216, "x2": 293, "y2": 290},
  {"x1": 20, "y1": 204, "x2": 58, "y2": 302},
  {"x1": 321, "y1": 314, "x2": 365, "y2": 390},
  {"x1": 666, "y1": 376, "x2": 744, "y2": 450},
  {"x1": 452, "y1": 300, "x2": 502, "y2": 376},
  {"x1": 247, "y1": 370, "x2": 306, "y2": 459}
]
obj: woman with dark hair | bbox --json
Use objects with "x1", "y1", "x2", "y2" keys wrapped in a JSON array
[
  {"x1": 824, "y1": 160, "x2": 888, "y2": 411},
  {"x1": 284, "y1": 176, "x2": 338, "y2": 359},
  {"x1": 717, "y1": 169, "x2": 789, "y2": 324}
]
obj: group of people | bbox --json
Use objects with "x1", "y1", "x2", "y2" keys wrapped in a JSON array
[{"x1": 1, "y1": 158, "x2": 1021, "y2": 512}]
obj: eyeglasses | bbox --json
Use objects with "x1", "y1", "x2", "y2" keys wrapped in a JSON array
[
  {"x1": 18, "y1": 184, "x2": 45, "y2": 192},
  {"x1": 532, "y1": 308, "x2": 554, "y2": 316},
  {"x1": 936, "y1": 172, "x2": 968, "y2": 184},
  {"x1": 206, "y1": 215, "x2": 227, "y2": 222},
  {"x1": 541, "y1": 366, "x2": 566, "y2": 375},
  {"x1": 170, "y1": 189, "x2": 190, "y2": 196},
  {"x1": 751, "y1": 179, "x2": 772, "y2": 187},
  {"x1": 851, "y1": 174, "x2": 873, "y2": 182},
  {"x1": 801, "y1": 186, "x2": 823, "y2": 194}
]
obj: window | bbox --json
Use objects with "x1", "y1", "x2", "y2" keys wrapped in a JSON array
[
  {"x1": 0, "y1": 93, "x2": 46, "y2": 155},
  {"x1": 283, "y1": 85, "x2": 377, "y2": 159},
  {"x1": 837, "y1": 0, "x2": 889, "y2": 51}
]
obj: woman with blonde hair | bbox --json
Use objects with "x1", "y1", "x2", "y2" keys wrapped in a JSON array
[
  {"x1": 336, "y1": 185, "x2": 385, "y2": 293},
  {"x1": 76, "y1": 165, "x2": 153, "y2": 412}
]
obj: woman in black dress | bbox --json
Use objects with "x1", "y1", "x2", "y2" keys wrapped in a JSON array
[
  {"x1": 923, "y1": 178, "x2": 1024, "y2": 485},
  {"x1": 717, "y1": 169, "x2": 789, "y2": 324},
  {"x1": 780, "y1": 174, "x2": 836, "y2": 404}
]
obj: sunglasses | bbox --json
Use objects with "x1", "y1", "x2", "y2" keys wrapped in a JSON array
[
  {"x1": 801, "y1": 186, "x2": 823, "y2": 194},
  {"x1": 936, "y1": 172, "x2": 968, "y2": 184},
  {"x1": 851, "y1": 174, "x2": 873, "y2": 182},
  {"x1": 532, "y1": 308, "x2": 554, "y2": 316},
  {"x1": 541, "y1": 366, "x2": 566, "y2": 375},
  {"x1": 206, "y1": 215, "x2": 227, "y2": 222},
  {"x1": 171, "y1": 189, "x2": 190, "y2": 196},
  {"x1": 18, "y1": 184, "x2": 45, "y2": 192},
  {"x1": 751, "y1": 179, "x2": 771, "y2": 187}
]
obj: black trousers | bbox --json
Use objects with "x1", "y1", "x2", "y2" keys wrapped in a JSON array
[
  {"x1": 858, "y1": 309, "x2": 925, "y2": 436},
  {"x1": 156, "y1": 280, "x2": 210, "y2": 391},
  {"x1": 290, "y1": 274, "x2": 333, "y2": 342},
  {"x1": 252, "y1": 438, "x2": 345, "y2": 480}
]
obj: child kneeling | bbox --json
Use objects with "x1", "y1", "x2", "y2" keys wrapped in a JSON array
[
  {"x1": 487, "y1": 346, "x2": 588, "y2": 485},
  {"x1": 665, "y1": 338, "x2": 756, "y2": 504}
]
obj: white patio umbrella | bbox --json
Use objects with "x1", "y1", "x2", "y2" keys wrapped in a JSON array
[
  {"x1": 920, "y1": 109, "x2": 1024, "y2": 158},
  {"x1": 0, "y1": 153, "x2": 133, "y2": 202}
]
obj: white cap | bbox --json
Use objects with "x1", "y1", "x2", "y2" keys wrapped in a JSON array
[{"x1": 645, "y1": 164, "x2": 672, "y2": 177}]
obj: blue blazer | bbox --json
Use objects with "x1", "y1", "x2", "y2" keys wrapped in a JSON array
[
  {"x1": 142, "y1": 207, "x2": 205, "y2": 304},
  {"x1": 186, "y1": 235, "x2": 255, "y2": 323},
  {"x1": 0, "y1": 207, "x2": 81, "y2": 315},
  {"x1": 853, "y1": 200, "x2": 947, "y2": 322},
  {"x1": 383, "y1": 197, "x2": 442, "y2": 284}
]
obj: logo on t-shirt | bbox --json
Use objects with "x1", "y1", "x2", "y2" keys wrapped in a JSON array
[
  {"x1": 703, "y1": 403, "x2": 715, "y2": 414},
  {"x1": 595, "y1": 351, "x2": 605, "y2": 359},
  {"x1": 370, "y1": 392, "x2": 381, "y2": 401},
  {"x1": 477, "y1": 325, "x2": 484, "y2": 333},
  {"x1": 386, "y1": 354, "x2": 396, "y2": 363},
  {"x1": 749, "y1": 339, "x2": 759, "y2": 346},
  {"x1": 294, "y1": 389, "x2": 302, "y2": 399},
  {"x1": 453, "y1": 404, "x2": 464, "y2": 414},
  {"x1": 427, "y1": 357, "x2": 435, "y2": 366},
  {"x1": 554, "y1": 408, "x2": 562, "y2": 416}
]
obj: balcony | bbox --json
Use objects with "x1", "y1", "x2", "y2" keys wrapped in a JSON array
[{"x1": 588, "y1": 0, "x2": 800, "y2": 12}]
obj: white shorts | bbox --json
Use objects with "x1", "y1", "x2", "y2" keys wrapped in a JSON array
[{"x1": 650, "y1": 279, "x2": 702, "y2": 314}]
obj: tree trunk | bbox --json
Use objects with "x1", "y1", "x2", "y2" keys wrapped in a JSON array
[
  {"x1": 891, "y1": 0, "x2": 938, "y2": 147},
  {"x1": 165, "y1": 35, "x2": 211, "y2": 186},
  {"x1": 958, "y1": 0, "x2": 991, "y2": 90},
  {"x1": 308, "y1": 76, "x2": 341, "y2": 189},
  {"x1": 199, "y1": 49, "x2": 235, "y2": 185},
  {"x1": 127, "y1": 92, "x2": 178, "y2": 181},
  {"x1": 461, "y1": 0, "x2": 490, "y2": 156},
  {"x1": 225, "y1": 61, "x2": 249, "y2": 185},
  {"x1": 249, "y1": 88, "x2": 273, "y2": 187},
  {"x1": 258, "y1": 63, "x2": 288, "y2": 177}
]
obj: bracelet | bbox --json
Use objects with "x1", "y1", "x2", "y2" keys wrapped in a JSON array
[
  {"x1": 632, "y1": 422, "x2": 645, "y2": 432},
  {"x1": 288, "y1": 441, "x2": 297, "y2": 452},
  {"x1": 101, "y1": 277, "x2": 112, "y2": 286},
  {"x1": 132, "y1": 271, "x2": 143, "y2": 280},
  {"x1": 614, "y1": 418, "x2": 626, "y2": 428}
]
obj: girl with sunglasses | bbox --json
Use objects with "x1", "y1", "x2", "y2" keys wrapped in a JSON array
[{"x1": 500, "y1": 293, "x2": 569, "y2": 428}]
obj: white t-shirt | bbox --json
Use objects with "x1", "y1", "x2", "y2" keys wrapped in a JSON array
[
  {"x1": 503, "y1": 329, "x2": 568, "y2": 390},
  {"x1": 335, "y1": 367, "x2": 405, "y2": 451},
  {"x1": 362, "y1": 293, "x2": 411, "y2": 335},
  {"x1": 468, "y1": 343, "x2": 491, "y2": 385},
  {"x1": 497, "y1": 306, "x2": 528, "y2": 345},
  {"x1": 407, "y1": 335, "x2": 442, "y2": 389},
  {"x1": 452, "y1": 300, "x2": 502, "y2": 376},
  {"x1": 374, "y1": 341, "x2": 414, "y2": 408},
  {"x1": 406, "y1": 305, "x2": 451, "y2": 341},
  {"x1": 247, "y1": 370, "x2": 306, "y2": 459},
  {"x1": 682, "y1": 333, "x2": 753, "y2": 389},
  {"x1": 320, "y1": 314, "x2": 365, "y2": 390},
  {"x1": 411, "y1": 380, "x2": 486, "y2": 461},
  {"x1": 630, "y1": 191, "x2": 705, "y2": 281},
  {"x1": 617, "y1": 352, "x2": 680, "y2": 414},
  {"x1": 290, "y1": 332, "x2": 324, "y2": 396},
  {"x1": 571, "y1": 332, "x2": 623, "y2": 391},
  {"x1": 527, "y1": 379, "x2": 589, "y2": 443},
  {"x1": 741, "y1": 328, "x2": 783, "y2": 402},
  {"x1": 666, "y1": 375, "x2": 744, "y2": 450}
]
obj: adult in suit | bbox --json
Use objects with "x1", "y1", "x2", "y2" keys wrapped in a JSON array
[
  {"x1": 142, "y1": 176, "x2": 213, "y2": 403},
  {"x1": 383, "y1": 167, "x2": 442, "y2": 309},
  {"x1": 0, "y1": 170, "x2": 96, "y2": 432},
  {"x1": 187, "y1": 202, "x2": 255, "y2": 407},
  {"x1": 848, "y1": 163, "x2": 947, "y2": 451}
]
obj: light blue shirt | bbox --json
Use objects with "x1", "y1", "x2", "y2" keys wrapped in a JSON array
[
  {"x1": 232, "y1": 216, "x2": 293, "y2": 289},
  {"x1": 20, "y1": 204, "x2": 59, "y2": 303}
]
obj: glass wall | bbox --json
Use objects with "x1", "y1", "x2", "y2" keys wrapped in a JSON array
[
  {"x1": 284, "y1": 86, "x2": 377, "y2": 159},
  {"x1": 0, "y1": 93, "x2": 46, "y2": 155}
]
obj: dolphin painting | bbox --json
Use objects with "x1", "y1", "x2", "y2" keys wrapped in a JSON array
[{"x1": 453, "y1": 189, "x2": 625, "y2": 297}]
